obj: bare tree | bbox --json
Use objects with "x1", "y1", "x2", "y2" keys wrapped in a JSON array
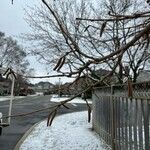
[
  {"x1": 24, "y1": 0, "x2": 150, "y2": 84},
  {"x1": 0, "y1": 31, "x2": 28, "y2": 71},
  {"x1": 4, "y1": 0, "x2": 150, "y2": 126},
  {"x1": 24, "y1": 0, "x2": 106, "y2": 79},
  {"x1": 77, "y1": 0, "x2": 150, "y2": 83},
  {"x1": 0, "y1": 31, "x2": 34, "y2": 95}
]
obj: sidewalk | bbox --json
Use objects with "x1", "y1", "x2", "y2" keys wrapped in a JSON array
[
  {"x1": 0, "y1": 96, "x2": 26, "y2": 102},
  {"x1": 18, "y1": 111, "x2": 109, "y2": 150},
  {"x1": 0, "y1": 94, "x2": 40, "y2": 102}
]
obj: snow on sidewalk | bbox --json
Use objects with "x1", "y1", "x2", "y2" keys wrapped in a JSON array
[
  {"x1": 20, "y1": 111, "x2": 108, "y2": 150},
  {"x1": 50, "y1": 95, "x2": 92, "y2": 104},
  {"x1": 0, "y1": 94, "x2": 40, "y2": 102},
  {"x1": 0, "y1": 96, "x2": 26, "y2": 102}
]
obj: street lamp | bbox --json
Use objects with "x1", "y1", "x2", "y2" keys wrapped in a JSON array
[{"x1": 8, "y1": 73, "x2": 15, "y2": 124}]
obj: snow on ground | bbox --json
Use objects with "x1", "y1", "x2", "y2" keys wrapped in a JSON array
[
  {"x1": 0, "y1": 93, "x2": 40, "y2": 102},
  {"x1": 50, "y1": 95, "x2": 92, "y2": 104},
  {"x1": 20, "y1": 111, "x2": 108, "y2": 150},
  {"x1": 0, "y1": 96, "x2": 26, "y2": 102}
]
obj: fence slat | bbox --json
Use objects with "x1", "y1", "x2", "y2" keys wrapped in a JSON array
[
  {"x1": 125, "y1": 97, "x2": 129, "y2": 150},
  {"x1": 129, "y1": 98, "x2": 134, "y2": 150},
  {"x1": 114, "y1": 97, "x2": 117, "y2": 150},
  {"x1": 142, "y1": 99, "x2": 149, "y2": 150},
  {"x1": 120, "y1": 97, "x2": 125, "y2": 149},
  {"x1": 133, "y1": 98, "x2": 138, "y2": 150},
  {"x1": 117, "y1": 97, "x2": 121, "y2": 150},
  {"x1": 137, "y1": 100, "x2": 143, "y2": 150}
]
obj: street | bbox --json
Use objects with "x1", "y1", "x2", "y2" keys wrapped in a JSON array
[{"x1": 0, "y1": 95, "x2": 88, "y2": 150}]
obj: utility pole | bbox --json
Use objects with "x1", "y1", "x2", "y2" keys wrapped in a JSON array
[
  {"x1": 8, "y1": 75, "x2": 15, "y2": 124},
  {"x1": 0, "y1": 67, "x2": 15, "y2": 135},
  {"x1": 0, "y1": 67, "x2": 15, "y2": 125}
]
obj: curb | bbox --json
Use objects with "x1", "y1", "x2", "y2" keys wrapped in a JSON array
[{"x1": 13, "y1": 120, "x2": 44, "y2": 150}]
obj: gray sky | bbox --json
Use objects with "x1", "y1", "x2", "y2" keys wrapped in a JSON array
[
  {"x1": 0, "y1": 0, "x2": 73, "y2": 84},
  {"x1": 0, "y1": 0, "x2": 38, "y2": 36}
]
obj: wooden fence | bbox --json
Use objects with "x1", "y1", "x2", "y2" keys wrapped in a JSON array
[{"x1": 92, "y1": 82, "x2": 150, "y2": 150}]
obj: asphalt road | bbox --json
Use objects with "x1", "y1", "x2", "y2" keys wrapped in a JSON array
[{"x1": 0, "y1": 95, "x2": 88, "y2": 150}]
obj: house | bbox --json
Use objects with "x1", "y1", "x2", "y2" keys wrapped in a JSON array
[
  {"x1": 64, "y1": 76, "x2": 93, "y2": 98},
  {"x1": 34, "y1": 81, "x2": 53, "y2": 92},
  {"x1": 18, "y1": 83, "x2": 35, "y2": 96},
  {"x1": 48, "y1": 68, "x2": 118, "y2": 97}
]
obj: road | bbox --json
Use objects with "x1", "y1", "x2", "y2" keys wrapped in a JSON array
[{"x1": 0, "y1": 95, "x2": 88, "y2": 150}]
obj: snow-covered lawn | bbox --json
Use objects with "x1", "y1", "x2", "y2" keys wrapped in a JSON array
[
  {"x1": 0, "y1": 93, "x2": 41, "y2": 102},
  {"x1": 50, "y1": 95, "x2": 92, "y2": 104},
  {"x1": 20, "y1": 111, "x2": 108, "y2": 150},
  {"x1": 0, "y1": 96, "x2": 26, "y2": 102}
]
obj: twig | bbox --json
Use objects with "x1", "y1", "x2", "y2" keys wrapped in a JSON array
[
  {"x1": 76, "y1": 12, "x2": 150, "y2": 22},
  {"x1": 2, "y1": 105, "x2": 57, "y2": 119}
]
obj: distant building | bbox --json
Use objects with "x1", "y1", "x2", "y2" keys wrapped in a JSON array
[
  {"x1": 58, "y1": 69, "x2": 114, "y2": 96},
  {"x1": 34, "y1": 81, "x2": 53, "y2": 92}
]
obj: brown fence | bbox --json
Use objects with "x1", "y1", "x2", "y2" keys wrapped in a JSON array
[{"x1": 92, "y1": 81, "x2": 150, "y2": 150}]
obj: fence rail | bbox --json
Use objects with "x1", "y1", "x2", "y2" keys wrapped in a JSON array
[{"x1": 92, "y1": 82, "x2": 150, "y2": 150}]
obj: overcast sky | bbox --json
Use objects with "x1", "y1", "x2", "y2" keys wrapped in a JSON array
[
  {"x1": 0, "y1": 0, "x2": 73, "y2": 84},
  {"x1": 0, "y1": 0, "x2": 38, "y2": 36}
]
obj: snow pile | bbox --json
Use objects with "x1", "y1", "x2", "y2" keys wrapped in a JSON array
[
  {"x1": 50, "y1": 95, "x2": 92, "y2": 104},
  {"x1": 0, "y1": 94, "x2": 39, "y2": 102},
  {"x1": 20, "y1": 111, "x2": 107, "y2": 150},
  {"x1": 0, "y1": 97, "x2": 11, "y2": 102},
  {"x1": 0, "y1": 96, "x2": 26, "y2": 102}
]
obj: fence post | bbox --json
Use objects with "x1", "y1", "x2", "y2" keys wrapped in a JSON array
[{"x1": 111, "y1": 84, "x2": 115, "y2": 150}]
